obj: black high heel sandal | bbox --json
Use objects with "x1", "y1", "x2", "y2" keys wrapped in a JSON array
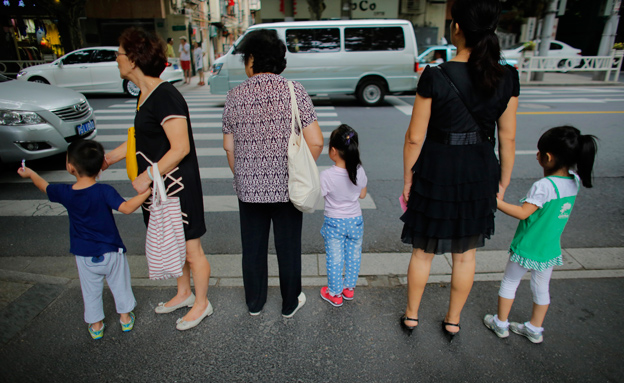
[
  {"x1": 442, "y1": 321, "x2": 460, "y2": 341},
  {"x1": 400, "y1": 315, "x2": 419, "y2": 336}
]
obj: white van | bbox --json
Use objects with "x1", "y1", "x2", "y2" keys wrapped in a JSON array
[{"x1": 208, "y1": 19, "x2": 419, "y2": 106}]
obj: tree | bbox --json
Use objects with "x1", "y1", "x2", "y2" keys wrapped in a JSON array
[
  {"x1": 38, "y1": 0, "x2": 87, "y2": 52},
  {"x1": 307, "y1": 0, "x2": 326, "y2": 20}
]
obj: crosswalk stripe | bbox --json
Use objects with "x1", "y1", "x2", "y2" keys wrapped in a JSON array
[
  {"x1": 0, "y1": 193, "x2": 376, "y2": 216},
  {"x1": 95, "y1": 131, "x2": 334, "y2": 143}
]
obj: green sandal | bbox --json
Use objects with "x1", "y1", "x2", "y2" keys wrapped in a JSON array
[{"x1": 88, "y1": 323, "x2": 105, "y2": 340}]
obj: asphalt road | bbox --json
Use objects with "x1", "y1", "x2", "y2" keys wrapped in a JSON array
[
  {"x1": 0, "y1": 85, "x2": 622, "y2": 256},
  {"x1": 1, "y1": 278, "x2": 622, "y2": 382}
]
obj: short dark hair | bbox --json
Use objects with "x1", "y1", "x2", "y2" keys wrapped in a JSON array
[
  {"x1": 119, "y1": 27, "x2": 167, "y2": 77},
  {"x1": 67, "y1": 139, "x2": 105, "y2": 177},
  {"x1": 167, "y1": 37, "x2": 173, "y2": 43},
  {"x1": 237, "y1": 29, "x2": 287, "y2": 74}
]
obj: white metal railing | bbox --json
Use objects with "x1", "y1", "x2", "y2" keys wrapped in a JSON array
[
  {"x1": 0, "y1": 60, "x2": 52, "y2": 77},
  {"x1": 517, "y1": 52, "x2": 623, "y2": 83}
]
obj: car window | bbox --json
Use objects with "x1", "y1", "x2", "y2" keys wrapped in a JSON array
[
  {"x1": 286, "y1": 28, "x2": 340, "y2": 53},
  {"x1": 63, "y1": 50, "x2": 93, "y2": 65},
  {"x1": 344, "y1": 27, "x2": 405, "y2": 52},
  {"x1": 91, "y1": 50, "x2": 117, "y2": 63},
  {"x1": 550, "y1": 42, "x2": 563, "y2": 50}
]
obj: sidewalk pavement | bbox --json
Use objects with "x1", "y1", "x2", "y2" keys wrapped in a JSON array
[{"x1": 518, "y1": 71, "x2": 624, "y2": 86}]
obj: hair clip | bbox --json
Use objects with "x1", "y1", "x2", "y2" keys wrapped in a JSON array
[{"x1": 345, "y1": 132, "x2": 354, "y2": 145}]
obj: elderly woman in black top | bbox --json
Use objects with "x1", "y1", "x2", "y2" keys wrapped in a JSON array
[
  {"x1": 103, "y1": 27, "x2": 212, "y2": 331},
  {"x1": 222, "y1": 29, "x2": 323, "y2": 318}
]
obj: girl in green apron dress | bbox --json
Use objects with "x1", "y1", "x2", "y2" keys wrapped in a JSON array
[{"x1": 483, "y1": 126, "x2": 598, "y2": 343}]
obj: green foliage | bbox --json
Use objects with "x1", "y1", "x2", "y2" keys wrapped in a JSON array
[{"x1": 613, "y1": 43, "x2": 624, "y2": 50}]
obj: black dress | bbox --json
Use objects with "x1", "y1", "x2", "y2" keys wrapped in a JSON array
[
  {"x1": 400, "y1": 62, "x2": 520, "y2": 254},
  {"x1": 134, "y1": 81, "x2": 206, "y2": 240}
]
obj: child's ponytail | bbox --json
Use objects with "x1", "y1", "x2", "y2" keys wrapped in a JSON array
[
  {"x1": 576, "y1": 134, "x2": 598, "y2": 188},
  {"x1": 537, "y1": 126, "x2": 598, "y2": 188},
  {"x1": 329, "y1": 124, "x2": 362, "y2": 185}
]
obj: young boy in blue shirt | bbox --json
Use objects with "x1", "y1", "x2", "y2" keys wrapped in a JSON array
[{"x1": 18, "y1": 139, "x2": 151, "y2": 340}]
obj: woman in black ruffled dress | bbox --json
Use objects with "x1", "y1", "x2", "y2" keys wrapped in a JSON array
[{"x1": 400, "y1": 0, "x2": 519, "y2": 337}]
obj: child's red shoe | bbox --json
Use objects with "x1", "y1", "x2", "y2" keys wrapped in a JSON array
[{"x1": 320, "y1": 286, "x2": 343, "y2": 307}]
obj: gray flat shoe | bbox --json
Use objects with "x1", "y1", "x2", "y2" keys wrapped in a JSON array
[
  {"x1": 176, "y1": 301, "x2": 213, "y2": 331},
  {"x1": 154, "y1": 293, "x2": 195, "y2": 314}
]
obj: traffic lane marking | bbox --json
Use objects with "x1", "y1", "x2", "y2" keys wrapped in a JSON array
[{"x1": 0, "y1": 194, "x2": 376, "y2": 215}]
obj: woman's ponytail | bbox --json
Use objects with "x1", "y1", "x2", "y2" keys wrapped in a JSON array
[
  {"x1": 329, "y1": 124, "x2": 362, "y2": 185},
  {"x1": 451, "y1": 0, "x2": 505, "y2": 95}
]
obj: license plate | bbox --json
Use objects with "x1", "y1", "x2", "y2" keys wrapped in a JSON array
[
  {"x1": 173, "y1": 64, "x2": 179, "y2": 69},
  {"x1": 76, "y1": 120, "x2": 95, "y2": 136}
]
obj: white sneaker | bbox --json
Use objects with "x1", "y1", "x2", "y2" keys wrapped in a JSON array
[
  {"x1": 483, "y1": 314, "x2": 509, "y2": 338},
  {"x1": 510, "y1": 321, "x2": 544, "y2": 344},
  {"x1": 282, "y1": 292, "x2": 306, "y2": 318}
]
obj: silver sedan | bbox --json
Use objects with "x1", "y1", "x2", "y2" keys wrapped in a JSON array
[{"x1": 0, "y1": 74, "x2": 96, "y2": 164}]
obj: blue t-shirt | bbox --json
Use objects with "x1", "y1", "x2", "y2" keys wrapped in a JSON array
[{"x1": 47, "y1": 183, "x2": 127, "y2": 257}]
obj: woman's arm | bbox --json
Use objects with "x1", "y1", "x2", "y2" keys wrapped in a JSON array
[
  {"x1": 497, "y1": 96, "x2": 518, "y2": 200},
  {"x1": 403, "y1": 94, "x2": 432, "y2": 203},
  {"x1": 223, "y1": 133, "x2": 235, "y2": 174},
  {"x1": 302, "y1": 120, "x2": 324, "y2": 161},
  {"x1": 497, "y1": 199, "x2": 538, "y2": 220},
  {"x1": 102, "y1": 141, "x2": 128, "y2": 171},
  {"x1": 359, "y1": 187, "x2": 367, "y2": 199},
  {"x1": 131, "y1": 117, "x2": 190, "y2": 193}
]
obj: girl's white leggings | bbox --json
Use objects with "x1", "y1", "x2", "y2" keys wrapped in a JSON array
[{"x1": 498, "y1": 260, "x2": 553, "y2": 306}]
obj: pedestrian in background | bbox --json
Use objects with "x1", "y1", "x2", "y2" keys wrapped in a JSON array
[
  {"x1": 18, "y1": 139, "x2": 150, "y2": 340},
  {"x1": 484, "y1": 126, "x2": 597, "y2": 344},
  {"x1": 193, "y1": 41, "x2": 205, "y2": 86},
  {"x1": 104, "y1": 27, "x2": 212, "y2": 331},
  {"x1": 222, "y1": 29, "x2": 323, "y2": 318},
  {"x1": 319, "y1": 124, "x2": 367, "y2": 307},
  {"x1": 166, "y1": 37, "x2": 176, "y2": 58},
  {"x1": 400, "y1": 0, "x2": 519, "y2": 338},
  {"x1": 179, "y1": 36, "x2": 191, "y2": 84}
]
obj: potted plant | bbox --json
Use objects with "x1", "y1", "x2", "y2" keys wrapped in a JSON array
[
  {"x1": 613, "y1": 42, "x2": 624, "y2": 56},
  {"x1": 522, "y1": 41, "x2": 537, "y2": 57}
]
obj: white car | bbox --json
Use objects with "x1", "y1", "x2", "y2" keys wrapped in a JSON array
[
  {"x1": 16, "y1": 46, "x2": 183, "y2": 97},
  {"x1": 0, "y1": 74, "x2": 96, "y2": 164},
  {"x1": 502, "y1": 40, "x2": 582, "y2": 68}
]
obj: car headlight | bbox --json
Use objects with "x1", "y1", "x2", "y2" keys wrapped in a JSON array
[
  {"x1": 0, "y1": 110, "x2": 46, "y2": 125},
  {"x1": 16, "y1": 71, "x2": 26, "y2": 78}
]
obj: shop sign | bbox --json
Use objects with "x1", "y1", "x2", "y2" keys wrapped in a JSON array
[
  {"x1": 350, "y1": 1, "x2": 399, "y2": 19},
  {"x1": 172, "y1": 25, "x2": 187, "y2": 31}
]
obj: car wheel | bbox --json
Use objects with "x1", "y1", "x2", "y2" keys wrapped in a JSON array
[
  {"x1": 123, "y1": 80, "x2": 140, "y2": 97},
  {"x1": 28, "y1": 77, "x2": 49, "y2": 84},
  {"x1": 557, "y1": 59, "x2": 571, "y2": 72},
  {"x1": 356, "y1": 79, "x2": 386, "y2": 106}
]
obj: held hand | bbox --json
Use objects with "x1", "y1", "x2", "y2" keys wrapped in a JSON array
[
  {"x1": 101, "y1": 155, "x2": 110, "y2": 171},
  {"x1": 497, "y1": 183, "x2": 507, "y2": 201},
  {"x1": 403, "y1": 182, "x2": 412, "y2": 204},
  {"x1": 17, "y1": 166, "x2": 34, "y2": 179},
  {"x1": 132, "y1": 171, "x2": 152, "y2": 194}
]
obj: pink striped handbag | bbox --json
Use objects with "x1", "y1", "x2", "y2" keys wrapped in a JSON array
[{"x1": 145, "y1": 163, "x2": 186, "y2": 280}]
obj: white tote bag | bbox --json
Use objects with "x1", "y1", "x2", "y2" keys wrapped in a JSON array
[
  {"x1": 145, "y1": 163, "x2": 187, "y2": 280},
  {"x1": 287, "y1": 81, "x2": 322, "y2": 213}
]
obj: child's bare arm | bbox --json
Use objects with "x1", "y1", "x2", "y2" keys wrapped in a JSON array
[
  {"x1": 17, "y1": 167, "x2": 49, "y2": 194},
  {"x1": 118, "y1": 189, "x2": 151, "y2": 214},
  {"x1": 359, "y1": 187, "x2": 367, "y2": 199},
  {"x1": 497, "y1": 199, "x2": 538, "y2": 220}
]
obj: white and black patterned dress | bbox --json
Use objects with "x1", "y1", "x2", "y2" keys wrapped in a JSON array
[
  {"x1": 222, "y1": 73, "x2": 317, "y2": 203},
  {"x1": 135, "y1": 81, "x2": 206, "y2": 240}
]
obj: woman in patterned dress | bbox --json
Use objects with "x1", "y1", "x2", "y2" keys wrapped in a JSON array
[
  {"x1": 222, "y1": 29, "x2": 324, "y2": 318},
  {"x1": 103, "y1": 27, "x2": 212, "y2": 331}
]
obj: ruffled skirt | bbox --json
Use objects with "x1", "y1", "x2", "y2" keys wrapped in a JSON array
[{"x1": 400, "y1": 140, "x2": 500, "y2": 254}]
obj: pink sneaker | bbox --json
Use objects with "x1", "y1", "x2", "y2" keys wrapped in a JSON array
[
  {"x1": 320, "y1": 286, "x2": 343, "y2": 307},
  {"x1": 342, "y1": 288, "x2": 355, "y2": 300}
]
